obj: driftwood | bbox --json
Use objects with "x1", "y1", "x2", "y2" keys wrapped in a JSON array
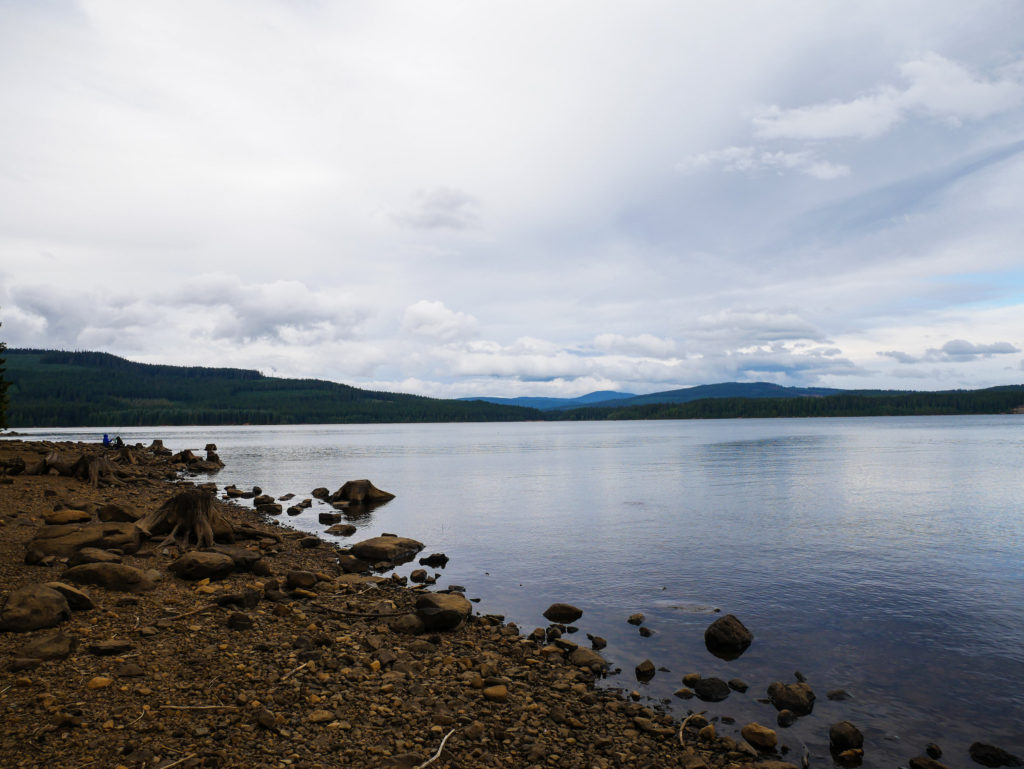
[{"x1": 136, "y1": 489, "x2": 235, "y2": 549}]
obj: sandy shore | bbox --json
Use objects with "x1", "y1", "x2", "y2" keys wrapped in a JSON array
[{"x1": 0, "y1": 437, "x2": 808, "y2": 769}]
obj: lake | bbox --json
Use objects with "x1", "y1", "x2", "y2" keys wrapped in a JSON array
[{"x1": 12, "y1": 416, "x2": 1024, "y2": 768}]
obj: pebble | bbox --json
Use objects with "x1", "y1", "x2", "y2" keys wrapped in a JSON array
[
  {"x1": 87, "y1": 676, "x2": 113, "y2": 689},
  {"x1": 483, "y1": 684, "x2": 508, "y2": 702}
]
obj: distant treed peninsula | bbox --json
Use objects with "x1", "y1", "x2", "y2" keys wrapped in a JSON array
[{"x1": 3, "y1": 349, "x2": 1024, "y2": 427}]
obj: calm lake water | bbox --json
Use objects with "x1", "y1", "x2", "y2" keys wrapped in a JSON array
[{"x1": 13, "y1": 416, "x2": 1024, "y2": 768}]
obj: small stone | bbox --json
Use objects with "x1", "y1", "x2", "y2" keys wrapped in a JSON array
[
  {"x1": 741, "y1": 722, "x2": 778, "y2": 752},
  {"x1": 256, "y1": 709, "x2": 278, "y2": 730},
  {"x1": 87, "y1": 676, "x2": 113, "y2": 689},
  {"x1": 728, "y1": 678, "x2": 749, "y2": 692},
  {"x1": 635, "y1": 659, "x2": 656, "y2": 682},
  {"x1": 483, "y1": 684, "x2": 508, "y2": 702},
  {"x1": 638, "y1": 626, "x2": 654, "y2": 637},
  {"x1": 674, "y1": 688, "x2": 695, "y2": 699},
  {"x1": 927, "y1": 744, "x2": 943, "y2": 760},
  {"x1": 299, "y1": 537, "x2": 321, "y2": 549},
  {"x1": 704, "y1": 613, "x2": 753, "y2": 660},
  {"x1": 767, "y1": 681, "x2": 815, "y2": 715},
  {"x1": 827, "y1": 688, "x2": 852, "y2": 701},
  {"x1": 87, "y1": 639, "x2": 133, "y2": 656},
  {"x1": 227, "y1": 613, "x2": 254, "y2": 631},
  {"x1": 309, "y1": 709, "x2": 334, "y2": 723},
  {"x1": 776, "y1": 709, "x2": 797, "y2": 728},
  {"x1": 627, "y1": 613, "x2": 645, "y2": 625},
  {"x1": 409, "y1": 569, "x2": 428, "y2": 583},
  {"x1": 286, "y1": 570, "x2": 317, "y2": 589},
  {"x1": 682, "y1": 672, "x2": 701, "y2": 686},
  {"x1": 699, "y1": 723, "x2": 716, "y2": 741},
  {"x1": 910, "y1": 757, "x2": 951, "y2": 769},
  {"x1": 116, "y1": 663, "x2": 145, "y2": 677}
]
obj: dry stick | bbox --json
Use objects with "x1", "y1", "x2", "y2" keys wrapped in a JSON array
[
  {"x1": 166, "y1": 604, "x2": 217, "y2": 621},
  {"x1": 415, "y1": 728, "x2": 457, "y2": 769},
  {"x1": 0, "y1": 685, "x2": 11, "y2": 696},
  {"x1": 160, "y1": 704, "x2": 238, "y2": 711},
  {"x1": 127, "y1": 710, "x2": 148, "y2": 726},
  {"x1": 279, "y1": 660, "x2": 310, "y2": 681},
  {"x1": 677, "y1": 711, "x2": 706, "y2": 750},
  {"x1": 158, "y1": 754, "x2": 197, "y2": 769}
]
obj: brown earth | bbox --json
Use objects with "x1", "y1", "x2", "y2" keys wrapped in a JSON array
[{"x1": 0, "y1": 438, "x2": 796, "y2": 769}]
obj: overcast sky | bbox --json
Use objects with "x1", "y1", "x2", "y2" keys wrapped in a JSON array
[{"x1": 2, "y1": 1, "x2": 1024, "y2": 398}]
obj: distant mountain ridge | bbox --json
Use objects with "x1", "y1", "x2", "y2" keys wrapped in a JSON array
[{"x1": 465, "y1": 382, "x2": 857, "y2": 411}]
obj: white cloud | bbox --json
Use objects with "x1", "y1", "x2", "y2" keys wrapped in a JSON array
[
  {"x1": 754, "y1": 53, "x2": 1023, "y2": 141},
  {"x1": 394, "y1": 187, "x2": 479, "y2": 230},
  {"x1": 401, "y1": 300, "x2": 478, "y2": 342},
  {"x1": 678, "y1": 146, "x2": 849, "y2": 179},
  {"x1": 593, "y1": 333, "x2": 677, "y2": 357}
]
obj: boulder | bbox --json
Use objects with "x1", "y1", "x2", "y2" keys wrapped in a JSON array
[
  {"x1": 350, "y1": 536, "x2": 424, "y2": 564},
  {"x1": 43, "y1": 508, "x2": 92, "y2": 525},
  {"x1": 19, "y1": 630, "x2": 76, "y2": 660},
  {"x1": 829, "y1": 721, "x2": 864, "y2": 753},
  {"x1": 286, "y1": 571, "x2": 318, "y2": 589},
  {"x1": 67, "y1": 547, "x2": 122, "y2": 566},
  {"x1": 569, "y1": 647, "x2": 608, "y2": 672},
  {"x1": 311, "y1": 487, "x2": 330, "y2": 500},
  {"x1": 337, "y1": 554, "x2": 372, "y2": 573},
  {"x1": 389, "y1": 613, "x2": 426, "y2": 635},
  {"x1": 44, "y1": 582, "x2": 95, "y2": 611},
  {"x1": 318, "y1": 512, "x2": 342, "y2": 525},
  {"x1": 767, "y1": 681, "x2": 815, "y2": 715},
  {"x1": 62, "y1": 563, "x2": 155, "y2": 592},
  {"x1": 325, "y1": 523, "x2": 357, "y2": 537},
  {"x1": 209, "y1": 545, "x2": 263, "y2": 572},
  {"x1": 543, "y1": 603, "x2": 583, "y2": 624},
  {"x1": 0, "y1": 585, "x2": 71, "y2": 632},
  {"x1": 704, "y1": 613, "x2": 753, "y2": 659},
  {"x1": 693, "y1": 676, "x2": 731, "y2": 702},
  {"x1": 168, "y1": 551, "x2": 236, "y2": 581},
  {"x1": 26, "y1": 522, "x2": 142, "y2": 563},
  {"x1": 741, "y1": 723, "x2": 778, "y2": 752},
  {"x1": 415, "y1": 592, "x2": 472, "y2": 631},
  {"x1": 96, "y1": 503, "x2": 141, "y2": 523},
  {"x1": 330, "y1": 480, "x2": 396, "y2": 505},
  {"x1": 627, "y1": 613, "x2": 645, "y2": 625},
  {"x1": 969, "y1": 743, "x2": 1022, "y2": 768}
]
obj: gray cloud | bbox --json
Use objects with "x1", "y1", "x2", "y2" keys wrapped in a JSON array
[
  {"x1": 880, "y1": 339, "x2": 1020, "y2": 364},
  {"x1": 395, "y1": 188, "x2": 479, "y2": 230}
]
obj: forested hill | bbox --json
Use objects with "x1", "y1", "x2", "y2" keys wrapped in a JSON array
[
  {"x1": 555, "y1": 386, "x2": 1024, "y2": 421},
  {"x1": 3, "y1": 349, "x2": 542, "y2": 427}
]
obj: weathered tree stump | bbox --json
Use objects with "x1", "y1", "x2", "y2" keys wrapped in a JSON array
[{"x1": 136, "y1": 489, "x2": 235, "y2": 550}]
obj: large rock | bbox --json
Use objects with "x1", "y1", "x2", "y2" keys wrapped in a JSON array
[
  {"x1": 43, "y1": 508, "x2": 92, "y2": 525},
  {"x1": 0, "y1": 585, "x2": 71, "y2": 632},
  {"x1": 767, "y1": 682, "x2": 815, "y2": 715},
  {"x1": 330, "y1": 480, "x2": 396, "y2": 505},
  {"x1": 829, "y1": 721, "x2": 864, "y2": 752},
  {"x1": 62, "y1": 563, "x2": 155, "y2": 592},
  {"x1": 209, "y1": 545, "x2": 263, "y2": 572},
  {"x1": 96, "y1": 503, "x2": 141, "y2": 523},
  {"x1": 969, "y1": 743, "x2": 1022, "y2": 768},
  {"x1": 18, "y1": 630, "x2": 76, "y2": 660},
  {"x1": 67, "y1": 547, "x2": 122, "y2": 566},
  {"x1": 693, "y1": 676, "x2": 731, "y2": 702},
  {"x1": 44, "y1": 582, "x2": 95, "y2": 611},
  {"x1": 26, "y1": 522, "x2": 142, "y2": 563},
  {"x1": 569, "y1": 647, "x2": 608, "y2": 672},
  {"x1": 350, "y1": 536, "x2": 424, "y2": 564},
  {"x1": 168, "y1": 551, "x2": 236, "y2": 581},
  {"x1": 543, "y1": 603, "x2": 583, "y2": 624},
  {"x1": 415, "y1": 592, "x2": 472, "y2": 631},
  {"x1": 704, "y1": 614, "x2": 753, "y2": 659}
]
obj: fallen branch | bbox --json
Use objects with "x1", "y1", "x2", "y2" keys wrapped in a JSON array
[
  {"x1": 160, "y1": 705, "x2": 238, "y2": 711},
  {"x1": 416, "y1": 728, "x2": 457, "y2": 769},
  {"x1": 158, "y1": 754, "x2": 197, "y2": 769},
  {"x1": 165, "y1": 604, "x2": 217, "y2": 621},
  {"x1": 677, "y1": 711, "x2": 706, "y2": 749}
]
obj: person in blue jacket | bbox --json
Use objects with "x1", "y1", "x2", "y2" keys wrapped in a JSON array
[{"x1": 102, "y1": 433, "x2": 111, "y2": 447}]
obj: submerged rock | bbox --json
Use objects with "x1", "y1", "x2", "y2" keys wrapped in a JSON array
[
  {"x1": 767, "y1": 681, "x2": 815, "y2": 715},
  {"x1": 543, "y1": 603, "x2": 583, "y2": 624},
  {"x1": 969, "y1": 743, "x2": 1022, "y2": 768},
  {"x1": 692, "y1": 677, "x2": 731, "y2": 702}
]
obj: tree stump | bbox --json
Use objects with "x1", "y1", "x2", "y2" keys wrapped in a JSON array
[{"x1": 136, "y1": 489, "x2": 235, "y2": 550}]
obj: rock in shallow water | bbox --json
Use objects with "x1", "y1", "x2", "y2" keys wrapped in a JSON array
[
  {"x1": 969, "y1": 743, "x2": 1022, "y2": 768},
  {"x1": 704, "y1": 613, "x2": 753, "y2": 660},
  {"x1": 543, "y1": 603, "x2": 583, "y2": 624},
  {"x1": 692, "y1": 676, "x2": 731, "y2": 702},
  {"x1": 767, "y1": 681, "x2": 815, "y2": 715},
  {"x1": 415, "y1": 592, "x2": 471, "y2": 631},
  {"x1": 829, "y1": 721, "x2": 864, "y2": 752}
]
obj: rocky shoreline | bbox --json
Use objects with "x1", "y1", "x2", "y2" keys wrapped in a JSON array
[{"x1": 0, "y1": 438, "x2": 1019, "y2": 769}]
